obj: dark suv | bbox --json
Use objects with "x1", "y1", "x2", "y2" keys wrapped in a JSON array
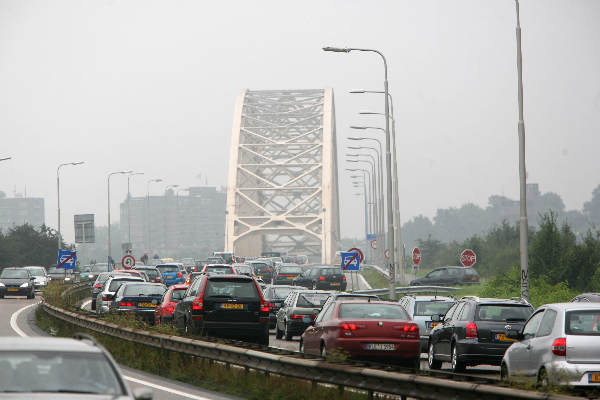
[
  {"x1": 250, "y1": 261, "x2": 274, "y2": 283},
  {"x1": 409, "y1": 266, "x2": 479, "y2": 286},
  {"x1": 173, "y1": 274, "x2": 270, "y2": 345},
  {"x1": 293, "y1": 266, "x2": 347, "y2": 290},
  {"x1": 427, "y1": 296, "x2": 533, "y2": 372}
]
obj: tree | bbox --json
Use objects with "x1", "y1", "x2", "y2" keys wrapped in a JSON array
[
  {"x1": 584, "y1": 184, "x2": 600, "y2": 227},
  {"x1": 0, "y1": 224, "x2": 64, "y2": 268}
]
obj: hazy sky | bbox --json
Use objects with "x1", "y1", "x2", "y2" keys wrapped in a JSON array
[{"x1": 1, "y1": 0, "x2": 599, "y2": 243}]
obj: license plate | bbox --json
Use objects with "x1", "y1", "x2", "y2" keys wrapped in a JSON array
[
  {"x1": 589, "y1": 373, "x2": 600, "y2": 383},
  {"x1": 220, "y1": 303, "x2": 244, "y2": 310},
  {"x1": 331, "y1": 282, "x2": 340, "y2": 286},
  {"x1": 365, "y1": 343, "x2": 395, "y2": 351},
  {"x1": 7, "y1": 288, "x2": 18, "y2": 292},
  {"x1": 427, "y1": 321, "x2": 439, "y2": 329},
  {"x1": 138, "y1": 302, "x2": 156, "y2": 308},
  {"x1": 495, "y1": 333, "x2": 515, "y2": 342}
]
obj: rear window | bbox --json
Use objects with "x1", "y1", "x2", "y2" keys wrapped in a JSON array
[
  {"x1": 0, "y1": 269, "x2": 28, "y2": 279},
  {"x1": 251, "y1": 263, "x2": 269, "y2": 272},
  {"x1": 320, "y1": 268, "x2": 340, "y2": 276},
  {"x1": 205, "y1": 279, "x2": 258, "y2": 298},
  {"x1": 271, "y1": 287, "x2": 294, "y2": 299},
  {"x1": 296, "y1": 293, "x2": 330, "y2": 307},
  {"x1": 414, "y1": 301, "x2": 455, "y2": 316},
  {"x1": 157, "y1": 265, "x2": 178, "y2": 273},
  {"x1": 565, "y1": 310, "x2": 600, "y2": 335},
  {"x1": 339, "y1": 303, "x2": 409, "y2": 320},
  {"x1": 109, "y1": 279, "x2": 141, "y2": 292},
  {"x1": 123, "y1": 284, "x2": 165, "y2": 296},
  {"x1": 476, "y1": 305, "x2": 533, "y2": 321},
  {"x1": 170, "y1": 289, "x2": 187, "y2": 301},
  {"x1": 27, "y1": 269, "x2": 45, "y2": 277},
  {"x1": 279, "y1": 266, "x2": 302, "y2": 274},
  {"x1": 205, "y1": 266, "x2": 232, "y2": 274}
]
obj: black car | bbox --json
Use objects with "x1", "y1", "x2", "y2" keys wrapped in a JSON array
[
  {"x1": 133, "y1": 266, "x2": 164, "y2": 284},
  {"x1": 427, "y1": 296, "x2": 533, "y2": 372},
  {"x1": 109, "y1": 282, "x2": 166, "y2": 324},
  {"x1": 273, "y1": 264, "x2": 304, "y2": 285},
  {"x1": 249, "y1": 261, "x2": 274, "y2": 283},
  {"x1": 0, "y1": 267, "x2": 35, "y2": 299},
  {"x1": 410, "y1": 266, "x2": 480, "y2": 286},
  {"x1": 571, "y1": 292, "x2": 600, "y2": 302},
  {"x1": 262, "y1": 284, "x2": 307, "y2": 328},
  {"x1": 173, "y1": 274, "x2": 270, "y2": 345},
  {"x1": 293, "y1": 265, "x2": 347, "y2": 290},
  {"x1": 275, "y1": 290, "x2": 333, "y2": 340}
]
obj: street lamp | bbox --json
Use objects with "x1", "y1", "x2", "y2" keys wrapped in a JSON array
[
  {"x1": 57, "y1": 161, "x2": 84, "y2": 252},
  {"x1": 126, "y1": 172, "x2": 144, "y2": 250},
  {"x1": 325, "y1": 45, "x2": 396, "y2": 298},
  {"x1": 0, "y1": 157, "x2": 11, "y2": 162},
  {"x1": 107, "y1": 170, "x2": 132, "y2": 266},
  {"x1": 346, "y1": 168, "x2": 375, "y2": 239},
  {"x1": 146, "y1": 178, "x2": 163, "y2": 254}
]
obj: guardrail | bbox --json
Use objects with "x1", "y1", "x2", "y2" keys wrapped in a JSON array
[
  {"x1": 40, "y1": 300, "x2": 581, "y2": 400},
  {"x1": 354, "y1": 285, "x2": 460, "y2": 296}
]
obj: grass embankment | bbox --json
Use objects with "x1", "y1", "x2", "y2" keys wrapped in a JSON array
[{"x1": 361, "y1": 268, "x2": 390, "y2": 289}]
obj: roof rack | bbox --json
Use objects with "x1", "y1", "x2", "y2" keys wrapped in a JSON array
[{"x1": 72, "y1": 333, "x2": 99, "y2": 346}]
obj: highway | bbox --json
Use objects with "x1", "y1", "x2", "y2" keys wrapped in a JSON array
[{"x1": 0, "y1": 296, "x2": 243, "y2": 400}]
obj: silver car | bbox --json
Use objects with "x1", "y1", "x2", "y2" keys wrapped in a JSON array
[
  {"x1": 502, "y1": 302, "x2": 600, "y2": 386},
  {"x1": 399, "y1": 295, "x2": 456, "y2": 352},
  {"x1": 23, "y1": 266, "x2": 49, "y2": 290},
  {"x1": 96, "y1": 276, "x2": 144, "y2": 315}
]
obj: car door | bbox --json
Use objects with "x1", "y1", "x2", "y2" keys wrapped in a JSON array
[
  {"x1": 304, "y1": 303, "x2": 332, "y2": 354},
  {"x1": 526, "y1": 309, "x2": 557, "y2": 378},
  {"x1": 424, "y1": 269, "x2": 444, "y2": 285},
  {"x1": 174, "y1": 278, "x2": 201, "y2": 329},
  {"x1": 506, "y1": 309, "x2": 545, "y2": 378},
  {"x1": 435, "y1": 302, "x2": 462, "y2": 358}
]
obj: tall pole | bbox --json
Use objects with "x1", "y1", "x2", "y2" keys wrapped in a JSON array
[
  {"x1": 108, "y1": 170, "x2": 131, "y2": 267},
  {"x1": 515, "y1": 0, "x2": 529, "y2": 301},
  {"x1": 146, "y1": 178, "x2": 162, "y2": 255},
  {"x1": 56, "y1": 162, "x2": 84, "y2": 253},
  {"x1": 127, "y1": 172, "x2": 144, "y2": 251}
]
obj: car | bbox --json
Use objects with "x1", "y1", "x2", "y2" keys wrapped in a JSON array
[
  {"x1": 133, "y1": 266, "x2": 164, "y2": 284},
  {"x1": 275, "y1": 290, "x2": 334, "y2": 340},
  {"x1": 0, "y1": 267, "x2": 35, "y2": 299},
  {"x1": 155, "y1": 284, "x2": 188, "y2": 325},
  {"x1": 249, "y1": 260, "x2": 274, "y2": 283},
  {"x1": 273, "y1": 263, "x2": 304, "y2": 285},
  {"x1": 109, "y1": 282, "x2": 167, "y2": 324},
  {"x1": 262, "y1": 284, "x2": 307, "y2": 329},
  {"x1": 571, "y1": 293, "x2": 600, "y2": 303},
  {"x1": 292, "y1": 265, "x2": 347, "y2": 290},
  {"x1": 111, "y1": 269, "x2": 147, "y2": 280},
  {"x1": 427, "y1": 296, "x2": 534, "y2": 372},
  {"x1": 320, "y1": 292, "x2": 381, "y2": 314},
  {"x1": 399, "y1": 295, "x2": 456, "y2": 352},
  {"x1": 0, "y1": 335, "x2": 152, "y2": 399},
  {"x1": 46, "y1": 266, "x2": 76, "y2": 282},
  {"x1": 410, "y1": 266, "x2": 480, "y2": 286},
  {"x1": 212, "y1": 251, "x2": 234, "y2": 264},
  {"x1": 501, "y1": 302, "x2": 600, "y2": 387},
  {"x1": 185, "y1": 271, "x2": 204, "y2": 285},
  {"x1": 233, "y1": 263, "x2": 254, "y2": 276},
  {"x1": 156, "y1": 263, "x2": 186, "y2": 286},
  {"x1": 90, "y1": 272, "x2": 115, "y2": 310},
  {"x1": 301, "y1": 300, "x2": 421, "y2": 369},
  {"x1": 79, "y1": 263, "x2": 111, "y2": 281},
  {"x1": 23, "y1": 266, "x2": 49, "y2": 290},
  {"x1": 173, "y1": 274, "x2": 270, "y2": 345},
  {"x1": 95, "y1": 276, "x2": 145, "y2": 315},
  {"x1": 201, "y1": 263, "x2": 236, "y2": 275}
]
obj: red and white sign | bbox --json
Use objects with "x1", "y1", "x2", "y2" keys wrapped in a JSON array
[
  {"x1": 460, "y1": 249, "x2": 477, "y2": 267},
  {"x1": 370, "y1": 240, "x2": 377, "y2": 250},
  {"x1": 121, "y1": 254, "x2": 136, "y2": 269},
  {"x1": 347, "y1": 247, "x2": 364, "y2": 263},
  {"x1": 412, "y1": 247, "x2": 421, "y2": 265}
]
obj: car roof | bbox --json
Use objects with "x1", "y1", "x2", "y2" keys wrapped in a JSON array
[
  {"x1": 134, "y1": 266, "x2": 158, "y2": 269},
  {"x1": 265, "y1": 284, "x2": 298, "y2": 289},
  {"x1": 404, "y1": 295, "x2": 455, "y2": 301},
  {"x1": 170, "y1": 284, "x2": 189, "y2": 290},
  {"x1": 542, "y1": 302, "x2": 600, "y2": 311},
  {"x1": 0, "y1": 337, "x2": 103, "y2": 353},
  {"x1": 205, "y1": 264, "x2": 231, "y2": 267},
  {"x1": 279, "y1": 263, "x2": 301, "y2": 267},
  {"x1": 108, "y1": 276, "x2": 144, "y2": 281},
  {"x1": 461, "y1": 297, "x2": 531, "y2": 305},
  {"x1": 294, "y1": 289, "x2": 335, "y2": 294},
  {"x1": 23, "y1": 266, "x2": 45, "y2": 269},
  {"x1": 207, "y1": 274, "x2": 252, "y2": 281},
  {"x1": 156, "y1": 263, "x2": 183, "y2": 266},
  {"x1": 335, "y1": 299, "x2": 402, "y2": 306}
]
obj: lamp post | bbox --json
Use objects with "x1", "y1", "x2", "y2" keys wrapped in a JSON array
[
  {"x1": 0, "y1": 157, "x2": 11, "y2": 162},
  {"x1": 146, "y1": 178, "x2": 163, "y2": 254},
  {"x1": 57, "y1": 162, "x2": 84, "y2": 252},
  {"x1": 346, "y1": 168, "x2": 375, "y2": 239},
  {"x1": 126, "y1": 172, "x2": 144, "y2": 252},
  {"x1": 107, "y1": 170, "x2": 132, "y2": 266},
  {"x1": 163, "y1": 185, "x2": 179, "y2": 252}
]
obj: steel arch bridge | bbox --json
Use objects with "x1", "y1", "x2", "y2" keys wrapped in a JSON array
[{"x1": 225, "y1": 89, "x2": 339, "y2": 263}]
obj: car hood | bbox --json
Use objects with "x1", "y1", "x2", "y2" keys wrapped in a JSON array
[{"x1": 0, "y1": 278, "x2": 30, "y2": 285}]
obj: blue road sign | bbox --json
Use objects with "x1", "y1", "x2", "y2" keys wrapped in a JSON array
[
  {"x1": 57, "y1": 250, "x2": 77, "y2": 270},
  {"x1": 341, "y1": 251, "x2": 360, "y2": 272},
  {"x1": 366, "y1": 233, "x2": 376, "y2": 241}
]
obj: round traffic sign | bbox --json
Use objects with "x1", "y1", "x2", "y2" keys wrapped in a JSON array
[
  {"x1": 460, "y1": 249, "x2": 477, "y2": 267},
  {"x1": 370, "y1": 240, "x2": 377, "y2": 250},
  {"x1": 122, "y1": 254, "x2": 136, "y2": 269},
  {"x1": 347, "y1": 247, "x2": 364, "y2": 262},
  {"x1": 384, "y1": 249, "x2": 390, "y2": 259},
  {"x1": 412, "y1": 247, "x2": 421, "y2": 265}
]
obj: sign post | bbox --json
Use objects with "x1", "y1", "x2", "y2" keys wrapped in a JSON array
[
  {"x1": 460, "y1": 249, "x2": 477, "y2": 267},
  {"x1": 122, "y1": 254, "x2": 136, "y2": 270}
]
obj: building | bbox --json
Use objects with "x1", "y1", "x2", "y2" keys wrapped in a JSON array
[
  {"x1": 0, "y1": 194, "x2": 45, "y2": 233},
  {"x1": 120, "y1": 186, "x2": 226, "y2": 259}
]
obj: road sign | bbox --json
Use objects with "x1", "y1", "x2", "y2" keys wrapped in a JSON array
[
  {"x1": 366, "y1": 233, "x2": 376, "y2": 241},
  {"x1": 57, "y1": 250, "x2": 77, "y2": 270},
  {"x1": 460, "y1": 249, "x2": 477, "y2": 267},
  {"x1": 370, "y1": 240, "x2": 376, "y2": 250},
  {"x1": 347, "y1": 247, "x2": 364, "y2": 262},
  {"x1": 412, "y1": 247, "x2": 421, "y2": 265},
  {"x1": 341, "y1": 251, "x2": 360, "y2": 271},
  {"x1": 74, "y1": 214, "x2": 95, "y2": 243},
  {"x1": 384, "y1": 249, "x2": 390, "y2": 259},
  {"x1": 122, "y1": 254, "x2": 136, "y2": 269}
]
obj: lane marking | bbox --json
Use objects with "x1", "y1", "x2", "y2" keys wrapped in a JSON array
[
  {"x1": 10, "y1": 301, "x2": 214, "y2": 400},
  {"x1": 358, "y1": 274, "x2": 372, "y2": 290}
]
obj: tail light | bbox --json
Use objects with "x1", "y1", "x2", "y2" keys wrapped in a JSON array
[
  {"x1": 102, "y1": 295, "x2": 110, "y2": 301},
  {"x1": 94, "y1": 284, "x2": 102, "y2": 288},
  {"x1": 552, "y1": 337, "x2": 567, "y2": 356},
  {"x1": 155, "y1": 277, "x2": 161, "y2": 282},
  {"x1": 176, "y1": 272, "x2": 182, "y2": 278},
  {"x1": 466, "y1": 322, "x2": 478, "y2": 338},
  {"x1": 265, "y1": 268, "x2": 272, "y2": 271},
  {"x1": 165, "y1": 305, "x2": 175, "y2": 313},
  {"x1": 318, "y1": 276, "x2": 326, "y2": 281},
  {"x1": 342, "y1": 276, "x2": 347, "y2": 281},
  {"x1": 192, "y1": 298, "x2": 203, "y2": 310},
  {"x1": 119, "y1": 302, "x2": 134, "y2": 307},
  {"x1": 342, "y1": 323, "x2": 358, "y2": 330},
  {"x1": 290, "y1": 314, "x2": 304, "y2": 319},
  {"x1": 259, "y1": 301, "x2": 270, "y2": 312}
]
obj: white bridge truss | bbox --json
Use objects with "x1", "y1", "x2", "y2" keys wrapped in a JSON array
[{"x1": 225, "y1": 89, "x2": 339, "y2": 263}]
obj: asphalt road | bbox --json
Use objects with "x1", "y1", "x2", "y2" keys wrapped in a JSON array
[{"x1": 0, "y1": 296, "x2": 243, "y2": 400}]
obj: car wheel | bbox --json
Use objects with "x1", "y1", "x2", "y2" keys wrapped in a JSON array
[
  {"x1": 428, "y1": 343, "x2": 441, "y2": 370},
  {"x1": 275, "y1": 323, "x2": 283, "y2": 339},
  {"x1": 284, "y1": 322, "x2": 293, "y2": 340},
  {"x1": 500, "y1": 363, "x2": 509, "y2": 381},
  {"x1": 451, "y1": 344, "x2": 465, "y2": 373},
  {"x1": 537, "y1": 367, "x2": 549, "y2": 387}
]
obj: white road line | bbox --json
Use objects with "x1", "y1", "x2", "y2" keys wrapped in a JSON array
[
  {"x1": 10, "y1": 301, "x2": 211, "y2": 400},
  {"x1": 357, "y1": 273, "x2": 372, "y2": 290}
]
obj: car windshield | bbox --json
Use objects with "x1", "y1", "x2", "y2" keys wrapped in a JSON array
[
  {"x1": 123, "y1": 284, "x2": 164, "y2": 297},
  {"x1": 339, "y1": 303, "x2": 409, "y2": 319},
  {"x1": 279, "y1": 266, "x2": 302, "y2": 274},
  {"x1": 320, "y1": 268, "x2": 339, "y2": 276},
  {"x1": 157, "y1": 265, "x2": 178, "y2": 273},
  {"x1": 205, "y1": 266, "x2": 231, "y2": 274},
  {"x1": 414, "y1": 301, "x2": 455, "y2": 316},
  {"x1": 170, "y1": 289, "x2": 186, "y2": 301},
  {"x1": 476, "y1": 305, "x2": 533, "y2": 321},
  {"x1": 296, "y1": 293, "x2": 330, "y2": 307},
  {"x1": 26, "y1": 269, "x2": 45, "y2": 277},
  {"x1": 0, "y1": 269, "x2": 28, "y2": 279},
  {"x1": 108, "y1": 279, "x2": 140, "y2": 292},
  {"x1": 270, "y1": 287, "x2": 294, "y2": 299},
  {"x1": 205, "y1": 279, "x2": 258, "y2": 298},
  {"x1": 0, "y1": 350, "x2": 124, "y2": 394},
  {"x1": 566, "y1": 310, "x2": 600, "y2": 335}
]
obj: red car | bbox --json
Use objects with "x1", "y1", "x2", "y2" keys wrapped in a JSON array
[
  {"x1": 300, "y1": 300, "x2": 420, "y2": 369},
  {"x1": 154, "y1": 284, "x2": 188, "y2": 325}
]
